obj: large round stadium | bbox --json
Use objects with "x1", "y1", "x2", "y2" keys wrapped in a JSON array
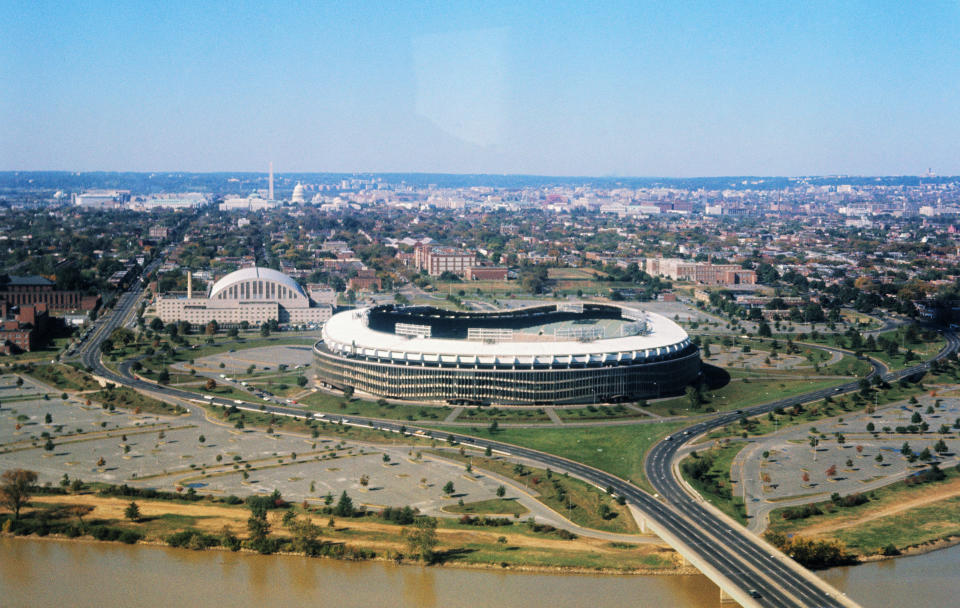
[{"x1": 314, "y1": 302, "x2": 700, "y2": 406}]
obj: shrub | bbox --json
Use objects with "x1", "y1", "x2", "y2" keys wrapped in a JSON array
[{"x1": 119, "y1": 530, "x2": 142, "y2": 544}]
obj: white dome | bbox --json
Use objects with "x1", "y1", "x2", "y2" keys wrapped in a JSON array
[
  {"x1": 208, "y1": 266, "x2": 306, "y2": 299},
  {"x1": 292, "y1": 182, "x2": 305, "y2": 203}
]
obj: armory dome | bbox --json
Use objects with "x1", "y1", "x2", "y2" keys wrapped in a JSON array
[{"x1": 208, "y1": 266, "x2": 308, "y2": 302}]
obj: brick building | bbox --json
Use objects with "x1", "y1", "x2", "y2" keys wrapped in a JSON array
[
  {"x1": 0, "y1": 275, "x2": 99, "y2": 311},
  {"x1": 414, "y1": 244, "x2": 476, "y2": 277},
  {"x1": 348, "y1": 269, "x2": 382, "y2": 292}
]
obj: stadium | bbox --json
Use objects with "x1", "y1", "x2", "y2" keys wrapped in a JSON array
[{"x1": 314, "y1": 302, "x2": 700, "y2": 405}]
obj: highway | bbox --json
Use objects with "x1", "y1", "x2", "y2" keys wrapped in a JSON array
[{"x1": 75, "y1": 270, "x2": 956, "y2": 607}]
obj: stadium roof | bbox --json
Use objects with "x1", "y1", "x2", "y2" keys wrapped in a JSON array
[
  {"x1": 208, "y1": 266, "x2": 306, "y2": 299},
  {"x1": 322, "y1": 305, "x2": 690, "y2": 364}
]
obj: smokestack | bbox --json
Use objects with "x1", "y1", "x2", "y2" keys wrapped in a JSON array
[
  {"x1": 187, "y1": 271, "x2": 193, "y2": 299},
  {"x1": 269, "y1": 162, "x2": 274, "y2": 200}
]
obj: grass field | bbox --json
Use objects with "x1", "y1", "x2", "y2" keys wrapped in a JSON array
[
  {"x1": 26, "y1": 364, "x2": 102, "y2": 392},
  {"x1": 432, "y1": 422, "x2": 685, "y2": 494},
  {"x1": 645, "y1": 377, "x2": 846, "y2": 417},
  {"x1": 803, "y1": 327, "x2": 945, "y2": 372},
  {"x1": 299, "y1": 391, "x2": 450, "y2": 421},
  {"x1": 443, "y1": 498, "x2": 529, "y2": 516}
]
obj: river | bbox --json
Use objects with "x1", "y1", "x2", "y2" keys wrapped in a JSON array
[{"x1": 1, "y1": 536, "x2": 957, "y2": 607}]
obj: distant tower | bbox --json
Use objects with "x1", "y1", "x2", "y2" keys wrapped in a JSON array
[
  {"x1": 187, "y1": 271, "x2": 193, "y2": 299},
  {"x1": 269, "y1": 162, "x2": 275, "y2": 200}
]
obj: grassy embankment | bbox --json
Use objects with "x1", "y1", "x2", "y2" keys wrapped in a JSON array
[
  {"x1": 25, "y1": 363, "x2": 102, "y2": 391},
  {"x1": 644, "y1": 376, "x2": 846, "y2": 417},
  {"x1": 766, "y1": 465, "x2": 960, "y2": 557},
  {"x1": 678, "y1": 443, "x2": 747, "y2": 524},
  {"x1": 433, "y1": 451, "x2": 639, "y2": 534},
  {"x1": 0, "y1": 488, "x2": 676, "y2": 572}
]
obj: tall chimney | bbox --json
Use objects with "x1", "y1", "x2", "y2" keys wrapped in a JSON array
[
  {"x1": 187, "y1": 271, "x2": 193, "y2": 299},
  {"x1": 269, "y1": 162, "x2": 274, "y2": 200}
]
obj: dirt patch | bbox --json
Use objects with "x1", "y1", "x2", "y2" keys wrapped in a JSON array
[{"x1": 798, "y1": 477, "x2": 960, "y2": 536}]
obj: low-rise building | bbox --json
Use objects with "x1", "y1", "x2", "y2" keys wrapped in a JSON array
[{"x1": 155, "y1": 267, "x2": 332, "y2": 326}]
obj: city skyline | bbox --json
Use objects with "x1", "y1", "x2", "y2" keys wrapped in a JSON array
[{"x1": 2, "y1": 2, "x2": 959, "y2": 176}]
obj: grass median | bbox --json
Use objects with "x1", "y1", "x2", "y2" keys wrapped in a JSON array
[{"x1": 430, "y1": 422, "x2": 685, "y2": 494}]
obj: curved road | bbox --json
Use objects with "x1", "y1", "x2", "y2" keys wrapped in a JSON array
[{"x1": 78, "y1": 276, "x2": 956, "y2": 607}]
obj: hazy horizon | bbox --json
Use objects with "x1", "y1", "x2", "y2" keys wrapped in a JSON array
[{"x1": 3, "y1": 2, "x2": 959, "y2": 176}]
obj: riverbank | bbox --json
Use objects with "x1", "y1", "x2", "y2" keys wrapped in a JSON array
[
  {"x1": 0, "y1": 490, "x2": 681, "y2": 575},
  {"x1": 0, "y1": 536, "x2": 724, "y2": 608}
]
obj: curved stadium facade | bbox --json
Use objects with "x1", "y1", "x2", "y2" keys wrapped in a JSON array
[{"x1": 314, "y1": 303, "x2": 700, "y2": 405}]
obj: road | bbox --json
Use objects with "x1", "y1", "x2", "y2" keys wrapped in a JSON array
[
  {"x1": 76, "y1": 270, "x2": 954, "y2": 607},
  {"x1": 645, "y1": 329, "x2": 959, "y2": 608}
]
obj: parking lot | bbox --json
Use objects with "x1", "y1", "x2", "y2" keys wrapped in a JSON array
[{"x1": 0, "y1": 373, "x2": 534, "y2": 516}]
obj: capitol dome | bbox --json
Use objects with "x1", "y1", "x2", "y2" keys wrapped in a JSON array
[{"x1": 291, "y1": 182, "x2": 305, "y2": 203}]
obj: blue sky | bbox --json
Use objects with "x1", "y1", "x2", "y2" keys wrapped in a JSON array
[{"x1": 2, "y1": 1, "x2": 958, "y2": 176}]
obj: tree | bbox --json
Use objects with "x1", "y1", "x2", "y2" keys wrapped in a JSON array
[
  {"x1": 404, "y1": 517, "x2": 439, "y2": 562},
  {"x1": 333, "y1": 491, "x2": 354, "y2": 517},
  {"x1": 149, "y1": 317, "x2": 164, "y2": 332},
  {"x1": 343, "y1": 386, "x2": 354, "y2": 400},
  {"x1": 205, "y1": 320, "x2": 219, "y2": 336},
  {"x1": 496, "y1": 485, "x2": 506, "y2": 498},
  {"x1": 442, "y1": 481, "x2": 455, "y2": 496},
  {"x1": 0, "y1": 469, "x2": 38, "y2": 519},
  {"x1": 157, "y1": 369, "x2": 170, "y2": 385},
  {"x1": 205, "y1": 378, "x2": 217, "y2": 391},
  {"x1": 758, "y1": 321, "x2": 772, "y2": 338},
  {"x1": 259, "y1": 324, "x2": 270, "y2": 337},
  {"x1": 288, "y1": 515, "x2": 322, "y2": 556},
  {"x1": 44, "y1": 438, "x2": 55, "y2": 452},
  {"x1": 44, "y1": 413, "x2": 52, "y2": 424},
  {"x1": 359, "y1": 474, "x2": 370, "y2": 487},
  {"x1": 125, "y1": 501, "x2": 141, "y2": 522}
]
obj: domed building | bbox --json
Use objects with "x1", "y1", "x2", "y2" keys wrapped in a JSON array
[
  {"x1": 291, "y1": 182, "x2": 306, "y2": 203},
  {"x1": 155, "y1": 266, "x2": 331, "y2": 327}
]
